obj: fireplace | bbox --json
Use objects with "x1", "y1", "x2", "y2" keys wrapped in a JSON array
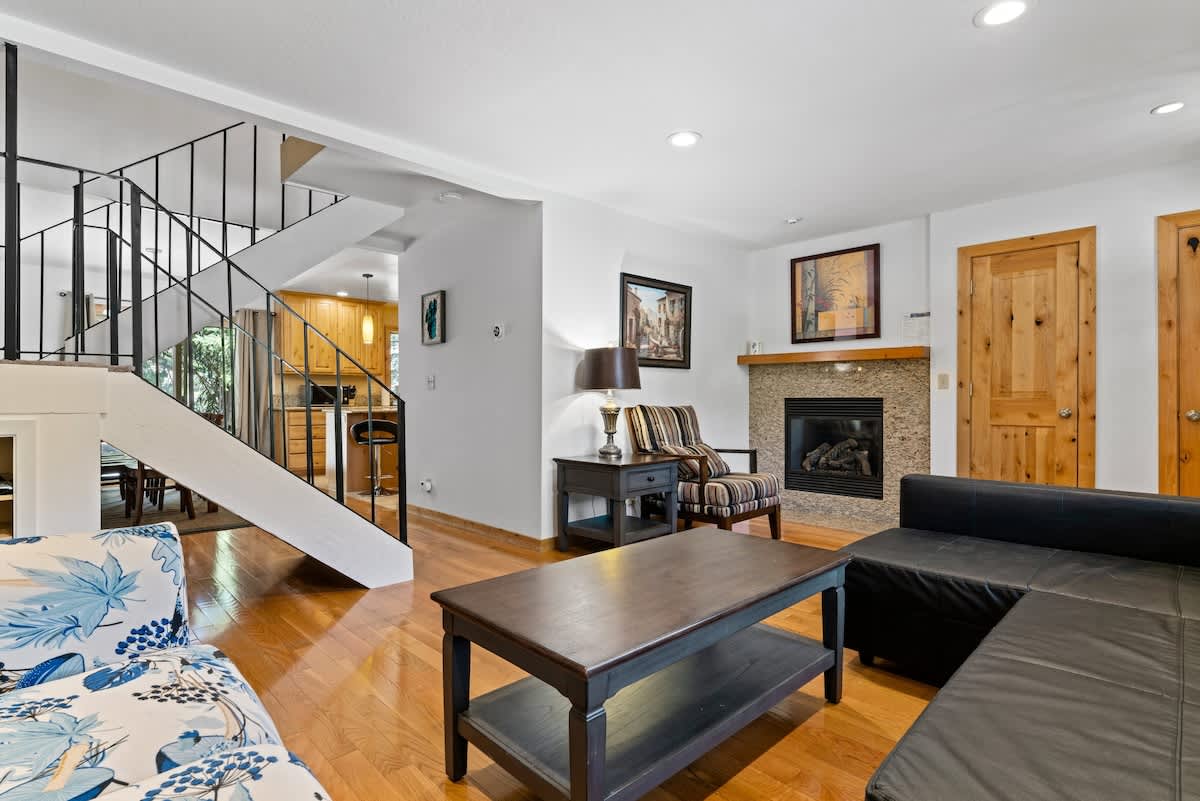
[{"x1": 785, "y1": 397, "x2": 884, "y2": 499}]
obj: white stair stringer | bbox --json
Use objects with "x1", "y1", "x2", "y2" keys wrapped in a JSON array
[
  {"x1": 98, "y1": 369, "x2": 413, "y2": 588},
  {"x1": 74, "y1": 195, "x2": 403, "y2": 360}
]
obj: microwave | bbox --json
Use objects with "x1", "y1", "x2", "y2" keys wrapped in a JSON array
[{"x1": 306, "y1": 383, "x2": 356, "y2": 405}]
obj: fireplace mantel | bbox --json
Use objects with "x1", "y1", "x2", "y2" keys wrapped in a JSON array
[{"x1": 737, "y1": 346, "x2": 929, "y2": 366}]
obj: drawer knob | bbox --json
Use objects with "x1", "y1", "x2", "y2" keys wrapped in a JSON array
[{"x1": 646, "y1": 475, "x2": 656, "y2": 483}]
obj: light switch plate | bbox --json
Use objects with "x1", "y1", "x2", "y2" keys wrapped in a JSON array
[
  {"x1": 426, "y1": 374, "x2": 436, "y2": 390},
  {"x1": 936, "y1": 372, "x2": 951, "y2": 390}
]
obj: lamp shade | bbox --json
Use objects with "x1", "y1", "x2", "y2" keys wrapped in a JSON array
[{"x1": 579, "y1": 347, "x2": 641, "y2": 391}]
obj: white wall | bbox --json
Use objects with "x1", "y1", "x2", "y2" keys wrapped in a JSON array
[
  {"x1": 929, "y1": 160, "x2": 1200, "y2": 491},
  {"x1": 395, "y1": 202, "x2": 544, "y2": 537},
  {"x1": 746, "y1": 218, "x2": 930, "y2": 353},
  {"x1": 0, "y1": 363, "x2": 105, "y2": 536},
  {"x1": 541, "y1": 195, "x2": 751, "y2": 539}
]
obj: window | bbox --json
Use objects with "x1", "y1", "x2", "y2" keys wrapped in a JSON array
[{"x1": 388, "y1": 330, "x2": 400, "y2": 395}]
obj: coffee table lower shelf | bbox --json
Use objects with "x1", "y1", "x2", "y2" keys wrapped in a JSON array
[{"x1": 458, "y1": 623, "x2": 834, "y2": 801}]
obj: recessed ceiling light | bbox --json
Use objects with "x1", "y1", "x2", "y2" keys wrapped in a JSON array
[
  {"x1": 974, "y1": 0, "x2": 1028, "y2": 27},
  {"x1": 666, "y1": 130, "x2": 702, "y2": 148},
  {"x1": 336, "y1": 291, "x2": 349, "y2": 297},
  {"x1": 438, "y1": 191, "x2": 464, "y2": 203},
  {"x1": 1151, "y1": 101, "x2": 1185, "y2": 115},
  {"x1": 785, "y1": 217, "x2": 803, "y2": 225}
]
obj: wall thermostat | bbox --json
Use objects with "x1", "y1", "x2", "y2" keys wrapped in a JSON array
[{"x1": 492, "y1": 323, "x2": 507, "y2": 340}]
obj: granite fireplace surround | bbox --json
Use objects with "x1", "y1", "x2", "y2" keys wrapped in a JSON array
[{"x1": 748, "y1": 357, "x2": 930, "y2": 532}]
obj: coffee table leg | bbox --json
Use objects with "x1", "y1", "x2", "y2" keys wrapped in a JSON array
[
  {"x1": 443, "y1": 624, "x2": 471, "y2": 780},
  {"x1": 822, "y1": 584, "x2": 844, "y2": 703},
  {"x1": 569, "y1": 703, "x2": 606, "y2": 801}
]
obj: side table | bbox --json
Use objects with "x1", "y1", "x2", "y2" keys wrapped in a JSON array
[{"x1": 554, "y1": 454, "x2": 679, "y2": 551}]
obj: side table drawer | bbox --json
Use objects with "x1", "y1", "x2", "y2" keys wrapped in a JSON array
[{"x1": 621, "y1": 465, "x2": 675, "y2": 495}]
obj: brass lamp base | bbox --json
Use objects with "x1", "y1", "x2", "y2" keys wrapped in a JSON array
[{"x1": 598, "y1": 394, "x2": 622, "y2": 459}]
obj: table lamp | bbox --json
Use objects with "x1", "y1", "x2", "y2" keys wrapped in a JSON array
[{"x1": 579, "y1": 346, "x2": 641, "y2": 458}]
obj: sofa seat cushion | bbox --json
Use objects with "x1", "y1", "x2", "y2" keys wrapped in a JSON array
[
  {"x1": 0, "y1": 524, "x2": 191, "y2": 694},
  {"x1": 867, "y1": 592, "x2": 1182, "y2": 801},
  {"x1": 678, "y1": 473, "x2": 780, "y2": 515},
  {"x1": 97, "y1": 745, "x2": 330, "y2": 801},
  {"x1": 845, "y1": 528, "x2": 1052, "y2": 628},
  {"x1": 1027, "y1": 549, "x2": 1187, "y2": 617},
  {"x1": 0, "y1": 643, "x2": 280, "y2": 797}
]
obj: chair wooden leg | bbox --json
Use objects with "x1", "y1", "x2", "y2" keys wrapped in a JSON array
[
  {"x1": 718, "y1": 518, "x2": 733, "y2": 531},
  {"x1": 682, "y1": 515, "x2": 695, "y2": 530},
  {"x1": 180, "y1": 488, "x2": 196, "y2": 520},
  {"x1": 132, "y1": 467, "x2": 146, "y2": 526},
  {"x1": 768, "y1": 506, "x2": 782, "y2": 540}
]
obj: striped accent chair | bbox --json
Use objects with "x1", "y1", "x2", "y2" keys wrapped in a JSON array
[{"x1": 625, "y1": 404, "x2": 782, "y2": 538}]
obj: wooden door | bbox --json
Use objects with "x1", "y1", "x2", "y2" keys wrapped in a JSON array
[
  {"x1": 307, "y1": 297, "x2": 337, "y2": 373},
  {"x1": 957, "y1": 227, "x2": 1096, "y2": 487},
  {"x1": 1158, "y1": 210, "x2": 1200, "y2": 495}
]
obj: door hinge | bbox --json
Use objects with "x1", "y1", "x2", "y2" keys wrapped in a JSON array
[
  {"x1": 969, "y1": 279, "x2": 975, "y2": 296},
  {"x1": 969, "y1": 381, "x2": 974, "y2": 397}
]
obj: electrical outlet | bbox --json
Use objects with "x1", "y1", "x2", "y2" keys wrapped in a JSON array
[{"x1": 426, "y1": 374, "x2": 436, "y2": 390}]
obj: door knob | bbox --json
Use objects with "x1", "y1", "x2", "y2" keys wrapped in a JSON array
[
  {"x1": 1187, "y1": 409, "x2": 1200, "y2": 423},
  {"x1": 1058, "y1": 408, "x2": 1073, "y2": 419}
]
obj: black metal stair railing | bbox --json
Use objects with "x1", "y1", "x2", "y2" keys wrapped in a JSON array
[
  {"x1": 10, "y1": 121, "x2": 343, "y2": 357},
  {"x1": 2, "y1": 153, "x2": 407, "y2": 545}
]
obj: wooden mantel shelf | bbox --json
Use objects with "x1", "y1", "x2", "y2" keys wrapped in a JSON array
[{"x1": 737, "y1": 346, "x2": 930, "y2": 366}]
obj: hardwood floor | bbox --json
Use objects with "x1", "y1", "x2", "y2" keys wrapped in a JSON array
[{"x1": 181, "y1": 516, "x2": 935, "y2": 801}]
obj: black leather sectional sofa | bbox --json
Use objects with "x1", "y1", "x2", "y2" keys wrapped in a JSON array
[{"x1": 843, "y1": 474, "x2": 1200, "y2": 801}]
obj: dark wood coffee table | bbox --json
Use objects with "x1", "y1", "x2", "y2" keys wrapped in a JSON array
[{"x1": 432, "y1": 530, "x2": 848, "y2": 801}]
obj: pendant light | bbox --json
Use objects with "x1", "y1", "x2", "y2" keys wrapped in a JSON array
[{"x1": 361, "y1": 273, "x2": 375, "y2": 346}]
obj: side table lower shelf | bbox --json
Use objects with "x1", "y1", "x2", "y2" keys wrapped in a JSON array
[
  {"x1": 458, "y1": 623, "x2": 834, "y2": 801},
  {"x1": 565, "y1": 514, "x2": 673, "y2": 545}
]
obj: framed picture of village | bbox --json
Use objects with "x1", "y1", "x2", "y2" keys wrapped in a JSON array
[
  {"x1": 790, "y1": 243, "x2": 880, "y2": 343},
  {"x1": 620, "y1": 273, "x2": 692, "y2": 369}
]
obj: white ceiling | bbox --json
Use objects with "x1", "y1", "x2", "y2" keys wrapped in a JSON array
[
  {"x1": 1, "y1": 0, "x2": 1198, "y2": 246},
  {"x1": 282, "y1": 247, "x2": 399, "y2": 301}
]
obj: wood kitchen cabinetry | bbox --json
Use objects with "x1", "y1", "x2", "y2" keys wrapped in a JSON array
[{"x1": 276, "y1": 291, "x2": 391, "y2": 377}]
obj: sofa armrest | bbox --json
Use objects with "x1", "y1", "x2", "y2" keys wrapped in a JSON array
[
  {"x1": 0, "y1": 523, "x2": 190, "y2": 693},
  {"x1": 714, "y1": 447, "x2": 757, "y2": 474}
]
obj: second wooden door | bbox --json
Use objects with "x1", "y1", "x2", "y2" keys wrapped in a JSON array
[
  {"x1": 957, "y1": 227, "x2": 1096, "y2": 487},
  {"x1": 1158, "y1": 210, "x2": 1200, "y2": 496}
]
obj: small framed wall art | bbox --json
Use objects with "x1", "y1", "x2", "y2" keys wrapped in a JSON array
[
  {"x1": 791, "y1": 243, "x2": 880, "y2": 343},
  {"x1": 421, "y1": 290, "x2": 446, "y2": 345},
  {"x1": 619, "y1": 273, "x2": 692, "y2": 369}
]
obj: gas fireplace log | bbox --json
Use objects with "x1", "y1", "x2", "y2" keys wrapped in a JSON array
[
  {"x1": 802, "y1": 442, "x2": 833, "y2": 472},
  {"x1": 855, "y1": 450, "x2": 872, "y2": 476},
  {"x1": 817, "y1": 438, "x2": 859, "y2": 470}
]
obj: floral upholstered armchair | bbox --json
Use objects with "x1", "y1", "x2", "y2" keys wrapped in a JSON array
[
  {"x1": 625, "y1": 404, "x2": 782, "y2": 537},
  {"x1": 0, "y1": 524, "x2": 331, "y2": 800}
]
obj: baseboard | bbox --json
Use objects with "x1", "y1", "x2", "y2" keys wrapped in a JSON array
[{"x1": 406, "y1": 505, "x2": 555, "y2": 552}]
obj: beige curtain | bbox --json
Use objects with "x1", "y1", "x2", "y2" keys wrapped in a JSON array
[{"x1": 234, "y1": 309, "x2": 272, "y2": 454}]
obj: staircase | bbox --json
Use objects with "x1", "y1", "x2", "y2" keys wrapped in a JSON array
[{"x1": 0, "y1": 51, "x2": 412, "y2": 582}]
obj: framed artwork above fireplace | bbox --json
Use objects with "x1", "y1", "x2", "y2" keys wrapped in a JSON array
[{"x1": 791, "y1": 243, "x2": 880, "y2": 343}]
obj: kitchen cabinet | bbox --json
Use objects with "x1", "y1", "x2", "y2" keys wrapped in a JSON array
[{"x1": 274, "y1": 291, "x2": 392, "y2": 379}]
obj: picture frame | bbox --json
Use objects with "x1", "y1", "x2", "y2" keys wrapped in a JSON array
[
  {"x1": 420, "y1": 290, "x2": 446, "y2": 345},
  {"x1": 619, "y1": 273, "x2": 692, "y2": 370},
  {"x1": 790, "y1": 243, "x2": 880, "y2": 343}
]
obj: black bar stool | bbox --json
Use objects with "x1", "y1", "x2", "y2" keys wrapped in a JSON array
[{"x1": 350, "y1": 419, "x2": 399, "y2": 496}]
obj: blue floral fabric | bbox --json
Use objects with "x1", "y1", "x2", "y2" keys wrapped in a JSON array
[
  {"x1": 94, "y1": 745, "x2": 328, "y2": 801},
  {"x1": 0, "y1": 524, "x2": 333, "y2": 801},
  {"x1": 0, "y1": 643, "x2": 281, "y2": 798},
  {"x1": 0, "y1": 525, "x2": 190, "y2": 693}
]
